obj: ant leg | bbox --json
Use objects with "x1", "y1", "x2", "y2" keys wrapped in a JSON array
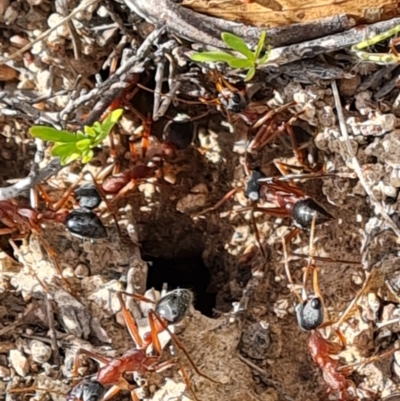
[
  {"x1": 116, "y1": 291, "x2": 152, "y2": 349},
  {"x1": 0, "y1": 227, "x2": 17, "y2": 235},
  {"x1": 249, "y1": 124, "x2": 277, "y2": 151},
  {"x1": 252, "y1": 206, "x2": 290, "y2": 216},
  {"x1": 251, "y1": 210, "x2": 267, "y2": 263},
  {"x1": 281, "y1": 237, "x2": 303, "y2": 303},
  {"x1": 334, "y1": 272, "x2": 372, "y2": 328},
  {"x1": 264, "y1": 180, "x2": 307, "y2": 198},
  {"x1": 302, "y1": 212, "x2": 318, "y2": 295},
  {"x1": 148, "y1": 310, "x2": 220, "y2": 384},
  {"x1": 287, "y1": 253, "x2": 361, "y2": 266},
  {"x1": 43, "y1": 172, "x2": 85, "y2": 212},
  {"x1": 102, "y1": 385, "x2": 121, "y2": 401},
  {"x1": 129, "y1": 389, "x2": 141, "y2": 401},
  {"x1": 126, "y1": 105, "x2": 151, "y2": 160},
  {"x1": 337, "y1": 345, "x2": 399, "y2": 374},
  {"x1": 148, "y1": 310, "x2": 163, "y2": 354},
  {"x1": 85, "y1": 172, "x2": 121, "y2": 236},
  {"x1": 72, "y1": 348, "x2": 110, "y2": 383},
  {"x1": 284, "y1": 227, "x2": 301, "y2": 245},
  {"x1": 179, "y1": 362, "x2": 200, "y2": 401},
  {"x1": 109, "y1": 179, "x2": 141, "y2": 206},
  {"x1": 284, "y1": 123, "x2": 310, "y2": 170},
  {"x1": 194, "y1": 188, "x2": 238, "y2": 216}
]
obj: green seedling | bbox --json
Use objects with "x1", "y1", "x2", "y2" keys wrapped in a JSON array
[
  {"x1": 29, "y1": 109, "x2": 123, "y2": 165},
  {"x1": 191, "y1": 31, "x2": 270, "y2": 81}
]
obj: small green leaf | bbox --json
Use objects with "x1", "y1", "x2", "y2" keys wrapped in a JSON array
[
  {"x1": 29, "y1": 126, "x2": 77, "y2": 143},
  {"x1": 191, "y1": 51, "x2": 237, "y2": 63},
  {"x1": 51, "y1": 142, "x2": 77, "y2": 157},
  {"x1": 61, "y1": 152, "x2": 81, "y2": 165},
  {"x1": 81, "y1": 149, "x2": 94, "y2": 164},
  {"x1": 222, "y1": 32, "x2": 255, "y2": 61},
  {"x1": 84, "y1": 126, "x2": 97, "y2": 137},
  {"x1": 76, "y1": 138, "x2": 92, "y2": 151},
  {"x1": 92, "y1": 108, "x2": 123, "y2": 146},
  {"x1": 254, "y1": 31, "x2": 266, "y2": 61},
  {"x1": 228, "y1": 58, "x2": 254, "y2": 69},
  {"x1": 92, "y1": 121, "x2": 102, "y2": 133},
  {"x1": 244, "y1": 67, "x2": 256, "y2": 82}
]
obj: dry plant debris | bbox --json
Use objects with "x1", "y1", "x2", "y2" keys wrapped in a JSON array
[{"x1": 1, "y1": 1, "x2": 400, "y2": 401}]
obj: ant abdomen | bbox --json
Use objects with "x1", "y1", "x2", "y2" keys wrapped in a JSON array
[
  {"x1": 65, "y1": 209, "x2": 107, "y2": 239},
  {"x1": 291, "y1": 198, "x2": 333, "y2": 230},
  {"x1": 155, "y1": 289, "x2": 193, "y2": 325}
]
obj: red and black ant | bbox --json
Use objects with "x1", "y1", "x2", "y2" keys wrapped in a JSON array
[
  {"x1": 282, "y1": 220, "x2": 398, "y2": 400},
  {"x1": 198, "y1": 166, "x2": 333, "y2": 248},
  {"x1": 72, "y1": 288, "x2": 217, "y2": 401}
]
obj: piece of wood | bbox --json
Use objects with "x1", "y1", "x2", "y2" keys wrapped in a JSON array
[{"x1": 182, "y1": 0, "x2": 399, "y2": 27}]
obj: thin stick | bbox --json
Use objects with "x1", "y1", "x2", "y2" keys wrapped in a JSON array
[{"x1": 45, "y1": 295, "x2": 60, "y2": 366}]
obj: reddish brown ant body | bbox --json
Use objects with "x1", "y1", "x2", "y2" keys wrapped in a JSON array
[{"x1": 255, "y1": 179, "x2": 333, "y2": 232}]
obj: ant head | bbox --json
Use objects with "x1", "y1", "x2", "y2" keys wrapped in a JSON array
[
  {"x1": 295, "y1": 296, "x2": 324, "y2": 331},
  {"x1": 219, "y1": 89, "x2": 248, "y2": 113},
  {"x1": 291, "y1": 199, "x2": 333, "y2": 230},
  {"x1": 245, "y1": 169, "x2": 264, "y2": 201},
  {"x1": 74, "y1": 183, "x2": 102, "y2": 210},
  {"x1": 155, "y1": 289, "x2": 193, "y2": 325}
]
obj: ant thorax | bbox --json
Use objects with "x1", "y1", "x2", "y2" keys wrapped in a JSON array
[{"x1": 295, "y1": 296, "x2": 324, "y2": 331}]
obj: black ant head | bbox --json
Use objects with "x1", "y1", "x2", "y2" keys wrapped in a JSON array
[
  {"x1": 245, "y1": 169, "x2": 264, "y2": 201},
  {"x1": 295, "y1": 296, "x2": 324, "y2": 331},
  {"x1": 65, "y1": 209, "x2": 107, "y2": 239},
  {"x1": 291, "y1": 199, "x2": 333, "y2": 230},
  {"x1": 155, "y1": 289, "x2": 193, "y2": 325},
  {"x1": 220, "y1": 89, "x2": 248, "y2": 113},
  {"x1": 74, "y1": 183, "x2": 102, "y2": 210},
  {"x1": 66, "y1": 380, "x2": 105, "y2": 401}
]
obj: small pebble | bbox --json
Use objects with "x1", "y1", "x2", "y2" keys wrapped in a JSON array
[
  {"x1": 62, "y1": 266, "x2": 75, "y2": 279},
  {"x1": 9, "y1": 349, "x2": 29, "y2": 377},
  {"x1": 74, "y1": 263, "x2": 90, "y2": 278},
  {"x1": 30, "y1": 340, "x2": 52, "y2": 364}
]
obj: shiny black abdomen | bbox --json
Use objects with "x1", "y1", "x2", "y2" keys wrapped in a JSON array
[
  {"x1": 65, "y1": 209, "x2": 107, "y2": 239},
  {"x1": 291, "y1": 198, "x2": 333, "y2": 230}
]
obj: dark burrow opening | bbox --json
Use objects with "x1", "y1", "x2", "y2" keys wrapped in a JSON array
[{"x1": 145, "y1": 256, "x2": 216, "y2": 317}]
